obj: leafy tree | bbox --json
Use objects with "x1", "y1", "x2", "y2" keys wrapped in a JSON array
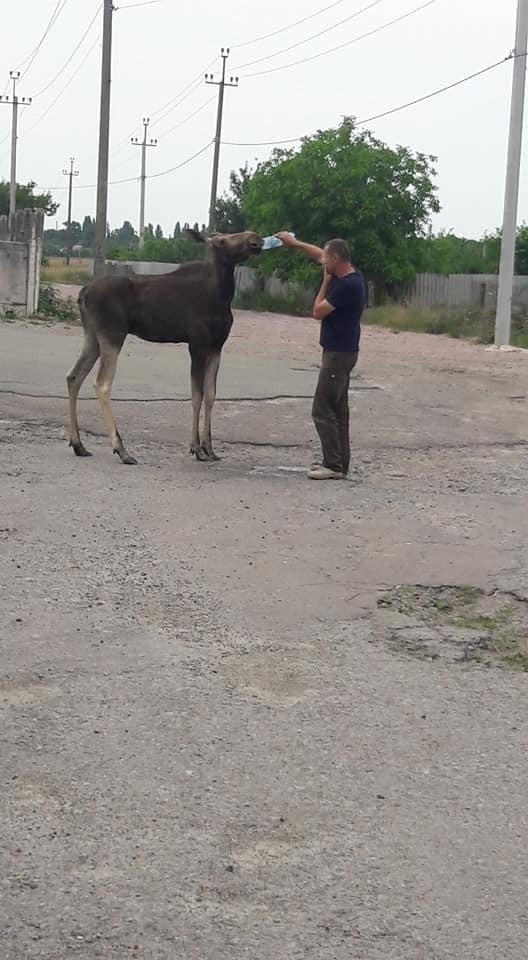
[
  {"x1": 173, "y1": 221, "x2": 182, "y2": 238},
  {"x1": 65, "y1": 220, "x2": 82, "y2": 245},
  {"x1": 155, "y1": 223, "x2": 164, "y2": 239},
  {"x1": 515, "y1": 225, "x2": 528, "y2": 274},
  {"x1": 215, "y1": 163, "x2": 252, "y2": 233},
  {"x1": 107, "y1": 235, "x2": 205, "y2": 264},
  {"x1": 0, "y1": 179, "x2": 59, "y2": 217},
  {"x1": 81, "y1": 215, "x2": 96, "y2": 250},
  {"x1": 416, "y1": 232, "x2": 490, "y2": 275},
  {"x1": 110, "y1": 220, "x2": 138, "y2": 248},
  {"x1": 242, "y1": 119, "x2": 440, "y2": 289}
]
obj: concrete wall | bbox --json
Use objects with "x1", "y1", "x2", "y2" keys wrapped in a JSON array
[
  {"x1": 0, "y1": 210, "x2": 44, "y2": 315},
  {"x1": 0, "y1": 241, "x2": 28, "y2": 305}
]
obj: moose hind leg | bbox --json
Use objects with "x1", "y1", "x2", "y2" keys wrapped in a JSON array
[
  {"x1": 201, "y1": 351, "x2": 222, "y2": 461},
  {"x1": 95, "y1": 340, "x2": 138, "y2": 465},
  {"x1": 189, "y1": 348, "x2": 209, "y2": 461},
  {"x1": 66, "y1": 330, "x2": 100, "y2": 457}
]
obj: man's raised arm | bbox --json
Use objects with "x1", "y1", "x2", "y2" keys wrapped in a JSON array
[{"x1": 274, "y1": 231, "x2": 324, "y2": 264}]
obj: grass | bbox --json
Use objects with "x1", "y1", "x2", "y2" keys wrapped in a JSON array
[
  {"x1": 378, "y1": 585, "x2": 528, "y2": 672},
  {"x1": 364, "y1": 304, "x2": 528, "y2": 348},
  {"x1": 40, "y1": 264, "x2": 92, "y2": 285}
]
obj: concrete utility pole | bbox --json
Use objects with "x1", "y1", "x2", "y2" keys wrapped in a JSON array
[
  {"x1": 131, "y1": 118, "x2": 157, "y2": 248},
  {"x1": 62, "y1": 157, "x2": 79, "y2": 265},
  {"x1": 93, "y1": 0, "x2": 114, "y2": 279},
  {"x1": 206, "y1": 48, "x2": 238, "y2": 232},
  {"x1": 494, "y1": 0, "x2": 528, "y2": 347},
  {"x1": 0, "y1": 71, "x2": 32, "y2": 229}
]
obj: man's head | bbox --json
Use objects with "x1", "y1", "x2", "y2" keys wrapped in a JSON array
[{"x1": 323, "y1": 238, "x2": 351, "y2": 277}]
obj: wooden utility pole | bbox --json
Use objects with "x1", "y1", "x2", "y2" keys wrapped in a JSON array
[
  {"x1": 0, "y1": 71, "x2": 32, "y2": 232},
  {"x1": 131, "y1": 118, "x2": 157, "y2": 248},
  {"x1": 63, "y1": 157, "x2": 79, "y2": 265},
  {"x1": 206, "y1": 49, "x2": 238, "y2": 232},
  {"x1": 93, "y1": 0, "x2": 114, "y2": 279}
]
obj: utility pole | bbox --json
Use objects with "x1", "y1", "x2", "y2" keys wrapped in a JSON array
[
  {"x1": 131, "y1": 118, "x2": 157, "y2": 248},
  {"x1": 206, "y1": 48, "x2": 238, "y2": 232},
  {"x1": 62, "y1": 157, "x2": 79, "y2": 265},
  {"x1": 93, "y1": 0, "x2": 114, "y2": 279},
  {"x1": 0, "y1": 71, "x2": 32, "y2": 230},
  {"x1": 494, "y1": 0, "x2": 528, "y2": 347}
]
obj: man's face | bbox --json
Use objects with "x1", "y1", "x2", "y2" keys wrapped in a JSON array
[{"x1": 323, "y1": 246, "x2": 339, "y2": 276}]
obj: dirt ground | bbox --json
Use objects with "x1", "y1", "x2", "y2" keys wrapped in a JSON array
[{"x1": 1, "y1": 303, "x2": 528, "y2": 959}]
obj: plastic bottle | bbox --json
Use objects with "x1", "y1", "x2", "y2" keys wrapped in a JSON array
[{"x1": 261, "y1": 231, "x2": 295, "y2": 250}]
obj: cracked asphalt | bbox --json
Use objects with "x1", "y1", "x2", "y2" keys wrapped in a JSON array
[{"x1": 1, "y1": 311, "x2": 528, "y2": 959}]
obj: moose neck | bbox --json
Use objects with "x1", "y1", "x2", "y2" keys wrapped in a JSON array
[{"x1": 211, "y1": 250, "x2": 236, "y2": 304}]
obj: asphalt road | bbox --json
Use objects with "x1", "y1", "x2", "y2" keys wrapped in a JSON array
[{"x1": 1, "y1": 314, "x2": 528, "y2": 959}]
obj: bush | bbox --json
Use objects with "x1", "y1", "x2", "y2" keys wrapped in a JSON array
[
  {"x1": 234, "y1": 287, "x2": 311, "y2": 316},
  {"x1": 37, "y1": 283, "x2": 78, "y2": 323}
]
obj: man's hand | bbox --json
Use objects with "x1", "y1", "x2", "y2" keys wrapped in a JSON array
[
  {"x1": 274, "y1": 231, "x2": 324, "y2": 264},
  {"x1": 275, "y1": 231, "x2": 297, "y2": 248}
]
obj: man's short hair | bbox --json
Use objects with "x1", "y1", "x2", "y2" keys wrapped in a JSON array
[{"x1": 325, "y1": 238, "x2": 350, "y2": 261}]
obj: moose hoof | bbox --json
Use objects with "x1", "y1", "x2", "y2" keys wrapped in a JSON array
[
  {"x1": 190, "y1": 444, "x2": 211, "y2": 462},
  {"x1": 114, "y1": 449, "x2": 138, "y2": 465},
  {"x1": 202, "y1": 446, "x2": 221, "y2": 462},
  {"x1": 71, "y1": 441, "x2": 92, "y2": 458}
]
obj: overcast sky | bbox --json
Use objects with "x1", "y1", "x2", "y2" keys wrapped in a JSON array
[{"x1": 0, "y1": 0, "x2": 523, "y2": 239}]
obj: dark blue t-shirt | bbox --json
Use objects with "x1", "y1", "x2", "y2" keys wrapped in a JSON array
[{"x1": 320, "y1": 270, "x2": 365, "y2": 352}]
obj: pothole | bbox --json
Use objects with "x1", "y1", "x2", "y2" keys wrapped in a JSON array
[{"x1": 376, "y1": 584, "x2": 528, "y2": 671}]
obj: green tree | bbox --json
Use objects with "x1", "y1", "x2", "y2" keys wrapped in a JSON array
[
  {"x1": 43, "y1": 226, "x2": 67, "y2": 256},
  {"x1": 81, "y1": 215, "x2": 96, "y2": 250},
  {"x1": 155, "y1": 223, "x2": 164, "y2": 239},
  {"x1": 215, "y1": 163, "x2": 252, "y2": 233},
  {"x1": 417, "y1": 232, "x2": 490, "y2": 275},
  {"x1": 173, "y1": 221, "x2": 182, "y2": 238},
  {"x1": 0, "y1": 179, "x2": 59, "y2": 217},
  {"x1": 515, "y1": 224, "x2": 528, "y2": 274},
  {"x1": 242, "y1": 118, "x2": 440, "y2": 289},
  {"x1": 110, "y1": 220, "x2": 138, "y2": 248}
]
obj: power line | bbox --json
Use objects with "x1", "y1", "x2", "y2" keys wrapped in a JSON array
[
  {"x1": 155, "y1": 94, "x2": 216, "y2": 139},
  {"x1": 232, "y1": 0, "x2": 386, "y2": 71},
  {"x1": 32, "y1": 4, "x2": 102, "y2": 98},
  {"x1": 116, "y1": 0, "x2": 163, "y2": 7},
  {"x1": 147, "y1": 139, "x2": 214, "y2": 179},
  {"x1": 232, "y1": 0, "x2": 349, "y2": 49},
  {"x1": 110, "y1": 60, "x2": 216, "y2": 157},
  {"x1": 221, "y1": 52, "x2": 519, "y2": 147},
  {"x1": 108, "y1": 96, "x2": 214, "y2": 173},
  {"x1": 240, "y1": 0, "x2": 437, "y2": 77},
  {"x1": 150, "y1": 60, "x2": 217, "y2": 121},
  {"x1": 18, "y1": 0, "x2": 71, "y2": 79},
  {"x1": 43, "y1": 140, "x2": 214, "y2": 190},
  {"x1": 149, "y1": 78, "x2": 204, "y2": 128},
  {"x1": 21, "y1": 34, "x2": 101, "y2": 137},
  {"x1": 358, "y1": 54, "x2": 518, "y2": 124}
]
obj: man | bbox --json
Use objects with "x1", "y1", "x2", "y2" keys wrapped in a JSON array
[{"x1": 275, "y1": 232, "x2": 365, "y2": 480}]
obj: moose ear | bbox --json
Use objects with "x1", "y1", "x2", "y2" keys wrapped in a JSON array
[
  {"x1": 184, "y1": 228, "x2": 206, "y2": 244},
  {"x1": 209, "y1": 234, "x2": 227, "y2": 248}
]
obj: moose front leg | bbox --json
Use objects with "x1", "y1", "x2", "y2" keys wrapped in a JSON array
[
  {"x1": 200, "y1": 351, "x2": 222, "y2": 461},
  {"x1": 189, "y1": 347, "x2": 209, "y2": 461}
]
